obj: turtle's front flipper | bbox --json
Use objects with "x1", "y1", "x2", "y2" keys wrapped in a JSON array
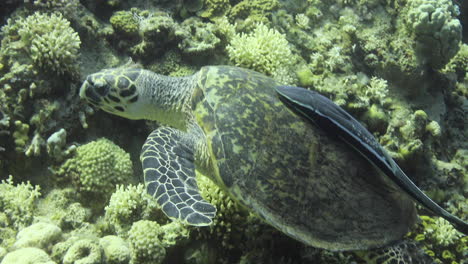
[
  {"x1": 275, "y1": 85, "x2": 468, "y2": 235},
  {"x1": 141, "y1": 127, "x2": 216, "y2": 226}
]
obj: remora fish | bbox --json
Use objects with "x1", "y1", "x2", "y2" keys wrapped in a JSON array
[{"x1": 275, "y1": 85, "x2": 468, "y2": 235}]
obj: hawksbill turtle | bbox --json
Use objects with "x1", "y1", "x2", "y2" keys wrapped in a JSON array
[{"x1": 79, "y1": 65, "x2": 467, "y2": 251}]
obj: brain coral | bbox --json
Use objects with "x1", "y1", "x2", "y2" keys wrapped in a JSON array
[
  {"x1": 58, "y1": 138, "x2": 132, "y2": 198},
  {"x1": 11, "y1": 12, "x2": 81, "y2": 74}
]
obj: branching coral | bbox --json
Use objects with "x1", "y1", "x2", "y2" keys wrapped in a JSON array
[
  {"x1": 410, "y1": 215, "x2": 466, "y2": 263},
  {"x1": 405, "y1": 0, "x2": 462, "y2": 69},
  {"x1": 226, "y1": 23, "x2": 295, "y2": 81},
  {"x1": 2, "y1": 12, "x2": 81, "y2": 74},
  {"x1": 0, "y1": 176, "x2": 41, "y2": 230}
]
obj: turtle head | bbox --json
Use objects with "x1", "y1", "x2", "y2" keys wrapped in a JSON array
[{"x1": 80, "y1": 68, "x2": 145, "y2": 119}]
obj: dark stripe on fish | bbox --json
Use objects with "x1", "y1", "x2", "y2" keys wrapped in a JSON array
[{"x1": 275, "y1": 85, "x2": 468, "y2": 235}]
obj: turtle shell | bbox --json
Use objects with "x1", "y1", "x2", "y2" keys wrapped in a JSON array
[{"x1": 192, "y1": 65, "x2": 416, "y2": 250}]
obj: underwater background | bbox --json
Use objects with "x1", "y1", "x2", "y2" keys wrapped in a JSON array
[{"x1": 0, "y1": 0, "x2": 466, "y2": 263}]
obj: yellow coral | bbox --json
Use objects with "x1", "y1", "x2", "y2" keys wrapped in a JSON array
[
  {"x1": 0, "y1": 176, "x2": 41, "y2": 229},
  {"x1": 58, "y1": 138, "x2": 132, "y2": 197},
  {"x1": 15, "y1": 12, "x2": 81, "y2": 74},
  {"x1": 226, "y1": 23, "x2": 294, "y2": 77}
]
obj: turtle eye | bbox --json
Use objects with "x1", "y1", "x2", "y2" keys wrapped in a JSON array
[
  {"x1": 84, "y1": 86, "x2": 101, "y2": 104},
  {"x1": 94, "y1": 82, "x2": 110, "y2": 97}
]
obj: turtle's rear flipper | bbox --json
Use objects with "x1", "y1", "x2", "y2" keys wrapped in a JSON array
[{"x1": 141, "y1": 127, "x2": 216, "y2": 226}]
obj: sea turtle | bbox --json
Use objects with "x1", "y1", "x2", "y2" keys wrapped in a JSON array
[{"x1": 79, "y1": 65, "x2": 466, "y2": 251}]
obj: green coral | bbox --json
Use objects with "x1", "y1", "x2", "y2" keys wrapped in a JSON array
[
  {"x1": 0, "y1": 176, "x2": 41, "y2": 230},
  {"x1": 1, "y1": 247, "x2": 55, "y2": 264},
  {"x1": 422, "y1": 217, "x2": 463, "y2": 247},
  {"x1": 226, "y1": 23, "x2": 295, "y2": 81},
  {"x1": 57, "y1": 138, "x2": 132, "y2": 199},
  {"x1": 196, "y1": 172, "x2": 248, "y2": 250},
  {"x1": 410, "y1": 215, "x2": 466, "y2": 263},
  {"x1": 127, "y1": 220, "x2": 189, "y2": 264},
  {"x1": 12, "y1": 222, "x2": 62, "y2": 250},
  {"x1": 62, "y1": 239, "x2": 103, "y2": 264},
  {"x1": 99, "y1": 236, "x2": 131, "y2": 264},
  {"x1": 197, "y1": 0, "x2": 231, "y2": 19},
  {"x1": 2, "y1": 12, "x2": 81, "y2": 74},
  {"x1": 109, "y1": 9, "x2": 180, "y2": 57},
  {"x1": 12, "y1": 120, "x2": 29, "y2": 152},
  {"x1": 104, "y1": 184, "x2": 160, "y2": 236},
  {"x1": 405, "y1": 0, "x2": 462, "y2": 69},
  {"x1": 178, "y1": 17, "x2": 221, "y2": 54},
  {"x1": 110, "y1": 10, "x2": 139, "y2": 36},
  {"x1": 230, "y1": 0, "x2": 279, "y2": 20}
]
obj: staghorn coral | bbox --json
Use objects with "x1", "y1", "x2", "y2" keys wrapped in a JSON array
[{"x1": 57, "y1": 138, "x2": 132, "y2": 202}]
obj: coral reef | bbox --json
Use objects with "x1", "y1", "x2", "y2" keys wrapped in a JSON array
[{"x1": 0, "y1": 0, "x2": 466, "y2": 263}]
